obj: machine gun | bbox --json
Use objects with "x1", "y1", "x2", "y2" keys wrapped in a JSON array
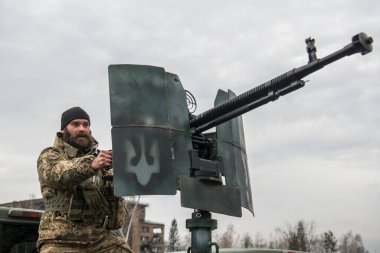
[{"x1": 108, "y1": 33, "x2": 373, "y2": 253}]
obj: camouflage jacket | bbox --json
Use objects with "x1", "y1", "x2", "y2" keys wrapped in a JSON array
[{"x1": 36, "y1": 133, "x2": 125, "y2": 248}]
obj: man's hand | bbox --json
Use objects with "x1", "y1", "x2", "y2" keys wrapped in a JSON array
[{"x1": 91, "y1": 150, "x2": 112, "y2": 171}]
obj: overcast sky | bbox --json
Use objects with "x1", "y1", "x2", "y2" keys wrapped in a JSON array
[{"x1": 0, "y1": 0, "x2": 379, "y2": 251}]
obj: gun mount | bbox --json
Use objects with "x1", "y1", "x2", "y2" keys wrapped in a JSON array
[{"x1": 108, "y1": 33, "x2": 373, "y2": 253}]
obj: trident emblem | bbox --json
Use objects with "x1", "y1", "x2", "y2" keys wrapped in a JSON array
[{"x1": 125, "y1": 135, "x2": 160, "y2": 186}]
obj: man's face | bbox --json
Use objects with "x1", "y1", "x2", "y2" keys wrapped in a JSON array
[{"x1": 62, "y1": 119, "x2": 93, "y2": 149}]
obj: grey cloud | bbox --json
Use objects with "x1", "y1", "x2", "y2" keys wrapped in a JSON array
[{"x1": 0, "y1": 0, "x2": 379, "y2": 251}]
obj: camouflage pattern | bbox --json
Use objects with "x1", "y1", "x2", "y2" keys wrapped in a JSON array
[
  {"x1": 39, "y1": 231, "x2": 132, "y2": 252},
  {"x1": 37, "y1": 133, "x2": 131, "y2": 252}
]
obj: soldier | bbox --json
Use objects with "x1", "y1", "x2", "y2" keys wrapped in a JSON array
[{"x1": 37, "y1": 107, "x2": 133, "y2": 253}]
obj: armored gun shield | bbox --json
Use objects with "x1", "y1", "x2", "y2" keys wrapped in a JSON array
[
  {"x1": 215, "y1": 89, "x2": 254, "y2": 215},
  {"x1": 109, "y1": 64, "x2": 251, "y2": 217},
  {"x1": 109, "y1": 65, "x2": 192, "y2": 196}
]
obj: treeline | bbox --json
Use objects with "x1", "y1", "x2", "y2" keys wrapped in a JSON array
[{"x1": 166, "y1": 219, "x2": 369, "y2": 253}]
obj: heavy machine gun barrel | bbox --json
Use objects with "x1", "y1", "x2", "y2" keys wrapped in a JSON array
[{"x1": 190, "y1": 33, "x2": 373, "y2": 133}]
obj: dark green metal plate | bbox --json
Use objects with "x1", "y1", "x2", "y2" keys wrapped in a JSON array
[
  {"x1": 215, "y1": 89, "x2": 254, "y2": 215},
  {"x1": 109, "y1": 64, "x2": 192, "y2": 196},
  {"x1": 180, "y1": 176, "x2": 242, "y2": 217}
]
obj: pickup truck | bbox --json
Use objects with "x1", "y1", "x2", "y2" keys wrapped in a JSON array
[{"x1": 0, "y1": 206, "x2": 42, "y2": 253}]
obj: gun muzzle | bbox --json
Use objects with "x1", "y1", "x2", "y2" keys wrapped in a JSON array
[{"x1": 351, "y1": 32, "x2": 373, "y2": 55}]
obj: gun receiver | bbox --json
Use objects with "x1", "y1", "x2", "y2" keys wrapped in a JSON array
[{"x1": 190, "y1": 32, "x2": 373, "y2": 133}]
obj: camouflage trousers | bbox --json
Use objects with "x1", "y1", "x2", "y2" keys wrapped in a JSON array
[{"x1": 39, "y1": 234, "x2": 133, "y2": 253}]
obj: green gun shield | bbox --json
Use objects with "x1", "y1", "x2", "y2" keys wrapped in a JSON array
[
  {"x1": 109, "y1": 64, "x2": 192, "y2": 196},
  {"x1": 215, "y1": 89, "x2": 254, "y2": 216},
  {"x1": 109, "y1": 65, "x2": 253, "y2": 218}
]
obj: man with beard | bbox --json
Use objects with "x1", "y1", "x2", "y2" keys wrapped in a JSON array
[{"x1": 37, "y1": 107, "x2": 133, "y2": 253}]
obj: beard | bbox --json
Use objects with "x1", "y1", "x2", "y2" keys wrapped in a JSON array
[{"x1": 62, "y1": 128, "x2": 94, "y2": 150}]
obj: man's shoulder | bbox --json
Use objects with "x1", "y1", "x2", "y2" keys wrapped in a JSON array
[{"x1": 38, "y1": 147, "x2": 64, "y2": 163}]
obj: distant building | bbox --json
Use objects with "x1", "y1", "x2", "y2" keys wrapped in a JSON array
[
  {"x1": 1, "y1": 199, "x2": 165, "y2": 253},
  {"x1": 123, "y1": 201, "x2": 165, "y2": 253}
]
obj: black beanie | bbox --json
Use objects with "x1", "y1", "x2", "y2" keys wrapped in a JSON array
[{"x1": 61, "y1": 107, "x2": 90, "y2": 130}]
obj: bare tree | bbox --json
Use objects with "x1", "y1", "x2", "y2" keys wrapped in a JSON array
[
  {"x1": 209, "y1": 221, "x2": 369, "y2": 253},
  {"x1": 339, "y1": 231, "x2": 369, "y2": 253},
  {"x1": 309, "y1": 234, "x2": 324, "y2": 253},
  {"x1": 240, "y1": 232, "x2": 253, "y2": 248},
  {"x1": 321, "y1": 230, "x2": 338, "y2": 253},
  {"x1": 270, "y1": 229, "x2": 288, "y2": 249},
  {"x1": 253, "y1": 231, "x2": 267, "y2": 248},
  {"x1": 296, "y1": 220, "x2": 308, "y2": 251},
  {"x1": 177, "y1": 233, "x2": 191, "y2": 251},
  {"x1": 275, "y1": 220, "x2": 317, "y2": 251},
  {"x1": 216, "y1": 224, "x2": 236, "y2": 248}
]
